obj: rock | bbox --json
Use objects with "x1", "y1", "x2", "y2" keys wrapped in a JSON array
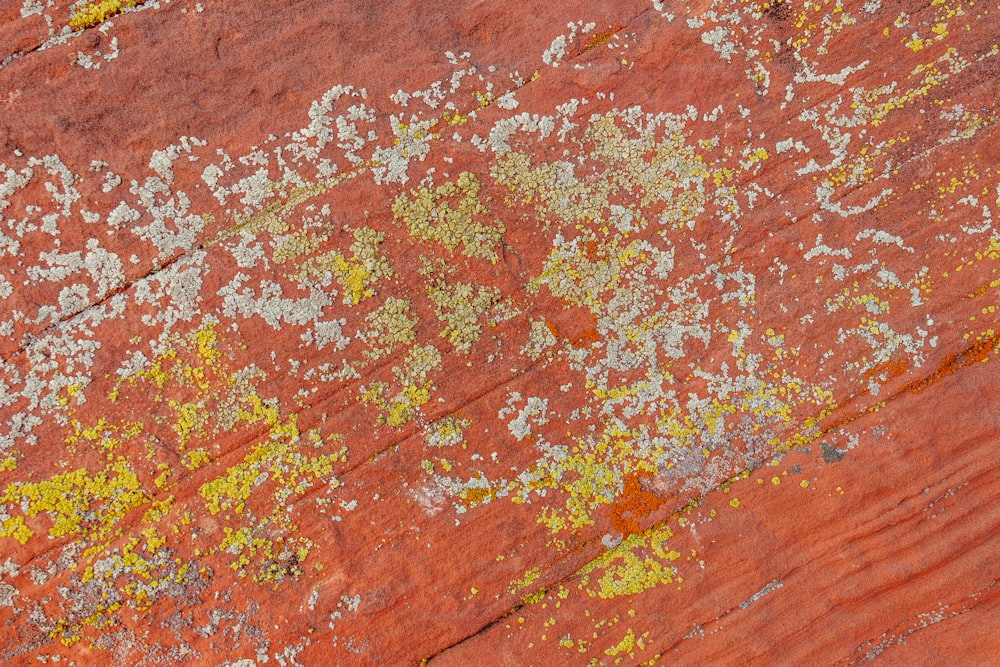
[{"x1": 0, "y1": 0, "x2": 997, "y2": 664}]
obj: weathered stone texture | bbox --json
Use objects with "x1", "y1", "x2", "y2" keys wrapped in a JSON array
[{"x1": 0, "y1": 0, "x2": 997, "y2": 664}]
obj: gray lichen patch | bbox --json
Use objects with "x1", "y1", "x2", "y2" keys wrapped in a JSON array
[{"x1": 425, "y1": 415, "x2": 472, "y2": 448}]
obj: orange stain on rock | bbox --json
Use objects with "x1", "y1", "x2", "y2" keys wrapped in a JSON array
[{"x1": 610, "y1": 471, "x2": 668, "y2": 536}]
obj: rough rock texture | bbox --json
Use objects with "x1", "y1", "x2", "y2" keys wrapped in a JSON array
[{"x1": 0, "y1": 0, "x2": 998, "y2": 664}]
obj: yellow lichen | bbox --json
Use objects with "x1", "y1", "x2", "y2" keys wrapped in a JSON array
[
  {"x1": 69, "y1": 0, "x2": 136, "y2": 30},
  {"x1": 0, "y1": 457, "x2": 145, "y2": 542},
  {"x1": 332, "y1": 227, "x2": 393, "y2": 305},
  {"x1": 508, "y1": 566, "x2": 543, "y2": 594},
  {"x1": 605, "y1": 628, "x2": 648, "y2": 659},
  {"x1": 170, "y1": 401, "x2": 205, "y2": 448},
  {"x1": 0, "y1": 321, "x2": 352, "y2": 644},
  {"x1": 292, "y1": 226, "x2": 393, "y2": 305},
  {"x1": 363, "y1": 344, "x2": 442, "y2": 426},
  {"x1": 182, "y1": 449, "x2": 211, "y2": 471},
  {"x1": 578, "y1": 527, "x2": 678, "y2": 600}
]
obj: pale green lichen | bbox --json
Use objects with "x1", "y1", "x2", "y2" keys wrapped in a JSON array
[
  {"x1": 521, "y1": 318, "x2": 559, "y2": 361},
  {"x1": 426, "y1": 280, "x2": 500, "y2": 353},
  {"x1": 392, "y1": 171, "x2": 506, "y2": 261},
  {"x1": 361, "y1": 344, "x2": 443, "y2": 427},
  {"x1": 360, "y1": 296, "x2": 417, "y2": 359}
]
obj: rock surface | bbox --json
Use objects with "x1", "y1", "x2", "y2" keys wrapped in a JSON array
[{"x1": 0, "y1": 0, "x2": 998, "y2": 664}]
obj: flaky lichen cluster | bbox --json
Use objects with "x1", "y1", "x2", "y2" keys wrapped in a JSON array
[
  {"x1": 392, "y1": 171, "x2": 506, "y2": 262},
  {"x1": 427, "y1": 280, "x2": 501, "y2": 353}
]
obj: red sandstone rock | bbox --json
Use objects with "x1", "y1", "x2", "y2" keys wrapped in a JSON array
[{"x1": 0, "y1": 0, "x2": 997, "y2": 665}]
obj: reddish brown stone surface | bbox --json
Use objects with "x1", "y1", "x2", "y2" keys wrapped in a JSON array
[{"x1": 0, "y1": 0, "x2": 998, "y2": 665}]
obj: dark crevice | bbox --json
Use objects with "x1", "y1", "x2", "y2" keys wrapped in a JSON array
[
  {"x1": 0, "y1": 0, "x2": 149, "y2": 74},
  {"x1": 4, "y1": 245, "x2": 191, "y2": 365},
  {"x1": 422, "y1": 609, "x2": 514, "y2": 664},
  {"x1": 0, "y1": 40, "x2": 45, "y2": 73}
]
